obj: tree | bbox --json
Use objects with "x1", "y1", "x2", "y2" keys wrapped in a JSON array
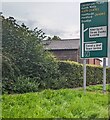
[
  {"x1": 51, "y1": 35, "x2": 61, "y2": 40},
  {"x1": 2, "y1": 16, "x2": 59, "y2": 93}
]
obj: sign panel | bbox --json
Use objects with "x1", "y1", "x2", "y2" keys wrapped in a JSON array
[
  {"x1": 85, "y1": 43, "x2": 102, "y2": 51},
  {"x1": 89, "y1": 26, "x2": 107, "y2": 38},
  {"x1": 80, "y1": 1, "x2": 108, "y2": 58}
]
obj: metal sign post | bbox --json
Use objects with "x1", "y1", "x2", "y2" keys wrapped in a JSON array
[
  {"x1": 82, "y1": 23, "x2": 87, "y2": 93},
  {"x1": 83, "y1": 59, "x2": 86, "y2": 94},
  {"x1": 103, "y1": 58, "x2": 106, "y2": 93}
]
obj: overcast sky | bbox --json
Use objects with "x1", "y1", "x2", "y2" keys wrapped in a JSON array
[{"x1": 2, "y1": 0, "x2": 96, "y2": 39}]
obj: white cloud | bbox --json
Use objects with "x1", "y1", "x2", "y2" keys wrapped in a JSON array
[
  {"x1": 2, "y1": 0, "x2": 109, "y2": 39},
  {"x1": 2, "y1": 0, "x2": 96, "y2": 2},
  {"x1": 2, "y1": 0, "x2": 99, "y2": 38},
  {"x1": 2, "y1": 2, "x2": 80, "y2": 38}
]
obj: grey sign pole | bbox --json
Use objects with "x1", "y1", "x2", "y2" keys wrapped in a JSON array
[
  {"x1": 103, "y1": 58, "x2": 106, "y2": 93},
  {"x1": 83, "y1": 59, "x2": 86, "y2": 94},
  {"x1": 82, "y1": 23, "x2": 87, "y2": 94}
]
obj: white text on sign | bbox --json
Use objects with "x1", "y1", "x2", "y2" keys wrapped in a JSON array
[
  {"x1": 89, "y1": 26, "x2": 107, "y2": 38},
  {"x1": 85, "y1": 43, "x2": 102, "y2": 51}
]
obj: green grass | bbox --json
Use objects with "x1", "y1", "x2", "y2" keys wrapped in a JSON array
[
  {"x1": 2, "y1": 84, "x2": 110, "y2": 118},
  {"x1": 86, "y1": 84, "x2": 110, "y2": 92}
]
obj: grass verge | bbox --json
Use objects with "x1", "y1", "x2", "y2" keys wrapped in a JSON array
[{"x1": 2, "y1": 84, "x2": 110, "y2": 118}]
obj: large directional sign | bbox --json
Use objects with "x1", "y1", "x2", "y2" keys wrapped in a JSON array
[{"x1": 80, "y1": 1, "x2": 108, "y2": 58}]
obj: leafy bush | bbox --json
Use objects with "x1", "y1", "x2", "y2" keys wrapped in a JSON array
[
  {"x1": 2, "y1": 16, "x2": 60, "y2": 94},
  {"x1": 44, "y1": 77, "x2": 69, "y2": 90},
  {"x1": 2, "y1": 16, "x2": 59, "y2": 79},
  {"x1": 58, "y1": 61, "x2": 110, "y2": 88},
  {"x1": 58, "y1": 61, "x2": 83, "y2": 88},
  {"x1": 2, "y1": 76, "x2": 40, "y2": 94}
]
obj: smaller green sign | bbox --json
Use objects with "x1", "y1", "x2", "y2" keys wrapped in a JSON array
[{"x1": 80, "y1": 1, "x2": 108, "y2": 58}]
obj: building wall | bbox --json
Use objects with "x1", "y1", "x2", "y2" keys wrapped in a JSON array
[
  {"x1": 88, "y1": 59, "x2": 95, "y2": 65},
  {"x1": 49, "y1": 49, "x2": 78, "y2": 62},
  {"x1": 77, "y1": 47, "x2": 84, "y2": 64},
  {"x1": 48, "y1": 49, "x2": 101, "y2": 66},
  {"x1": 88, "y1": 59, "x2": 100, "y2": 65},
  {"x1": 95, "y1": 59, "x2": 100, "y2": 65}
]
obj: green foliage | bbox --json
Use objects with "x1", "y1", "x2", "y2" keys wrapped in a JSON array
[
  {"x1": 58, "y1": 61, "x2": 110, "y2": 88},
  {"x1": 86, "y1": 84, "x2": 110, "y2": 92},
  {"x1": 46, "y1": 35, "x2": 61, "y2": 40},
  {"x1": 2, "y1": 16, "x2": 59, "y2": 94},
  {"x1": 2, "y1": 85, "x2": 109, "y2": 118},
  {"x1": 51, "y1": 35, "x2": 61, "y2": 40},
  {"x1": 2, "y1": 76, "x2": 40, "y2": 94},
  {"x1": 58, "y1": 61, "x2": 83, "y2": 88},
  {"x1": 2, "y1": 52, "x2": 20, "y2": 79}
]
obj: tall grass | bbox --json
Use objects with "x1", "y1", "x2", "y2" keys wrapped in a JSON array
[{"x1": 2, "y1": 85, "x2": 110, "y2": 118}]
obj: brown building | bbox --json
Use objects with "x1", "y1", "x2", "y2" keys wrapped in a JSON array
[{"x1": 43, "y1": 39, "x2": 101, "y2": 65}]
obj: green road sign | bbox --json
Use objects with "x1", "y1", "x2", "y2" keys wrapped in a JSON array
[{"x1": 80, "y1": 1, "x2": 108, "y2": 58}]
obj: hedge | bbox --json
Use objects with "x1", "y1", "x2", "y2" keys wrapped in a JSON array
[
  {"x1": 2, "y1": 60, "x2": 110, "y2": 94},
  {"x1": 58, "y1": 61, "x2": 110, "y2": 89}
]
